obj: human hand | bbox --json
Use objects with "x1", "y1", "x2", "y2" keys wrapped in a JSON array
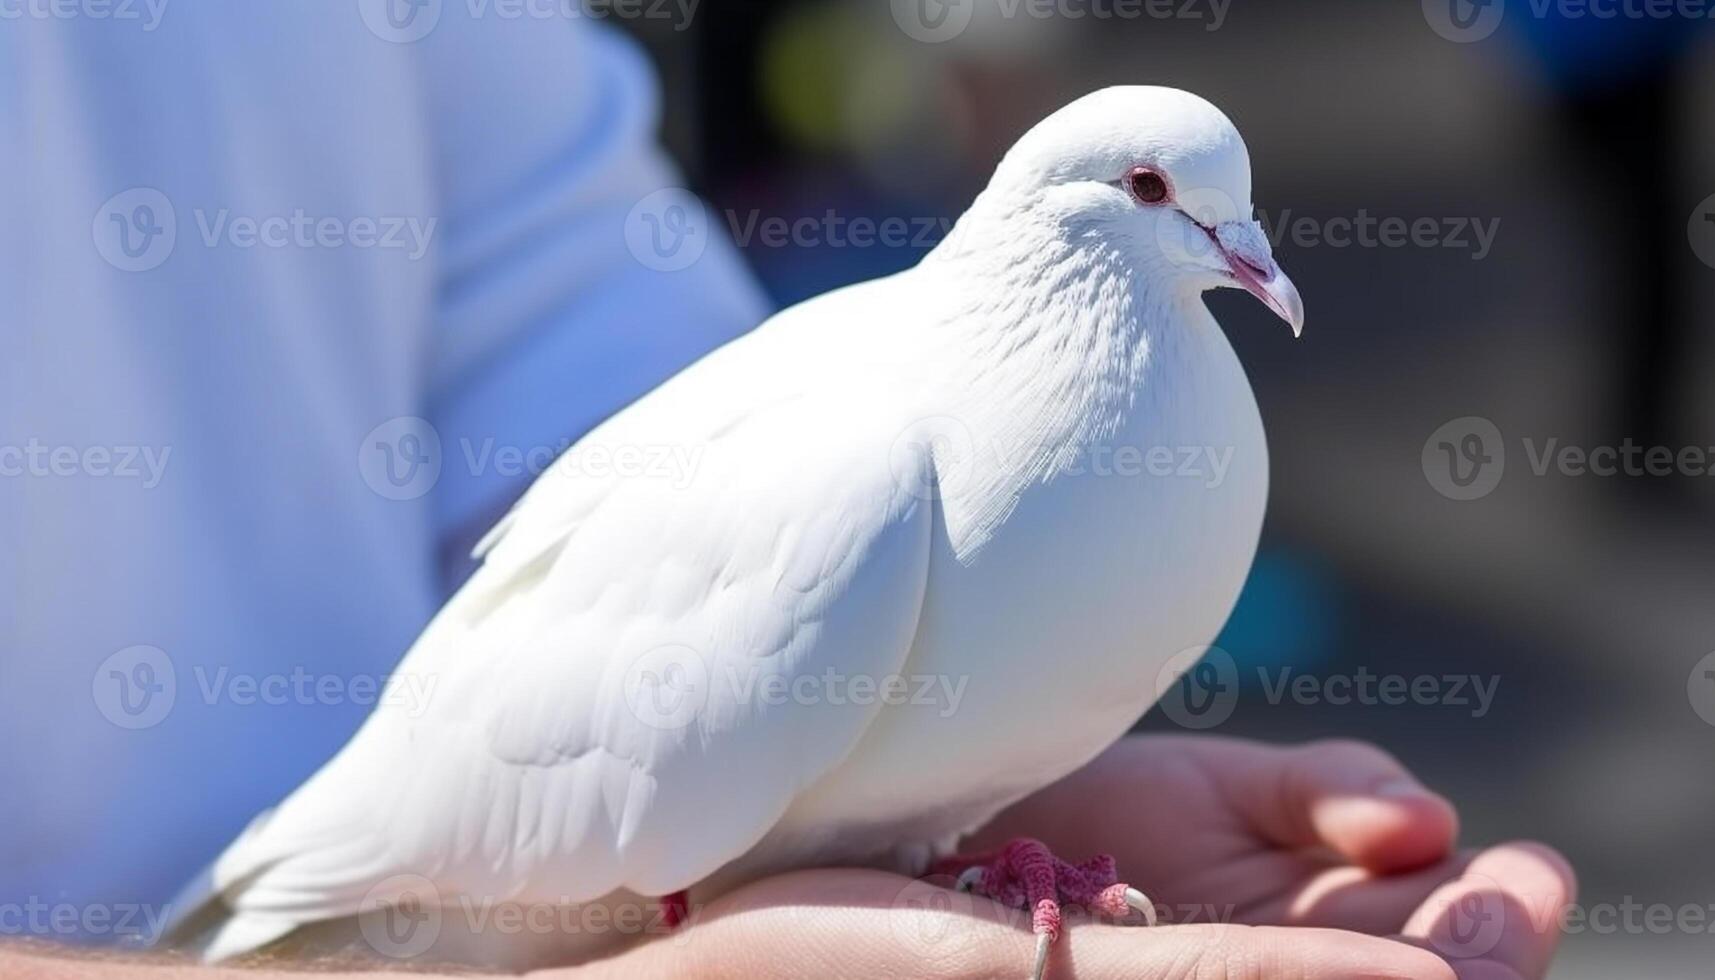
[{"x1": 598, "y1": 735, "x2": 1573, "y2": 979}]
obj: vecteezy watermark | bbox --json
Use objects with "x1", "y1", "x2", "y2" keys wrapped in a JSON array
[
  {"x1": 726, "y1": 210, "x2": 955, "y2": 252},
  {"x1": 1258, "y1": 209, "x2": 1501, "y2": 261},
  {"x1": 93, "y1": 645, "x2": 177, "y2": 730},
  {"x1": 891, "y1": 0, "x2": 1231, "y2": 43},
  {"x1": 192, "y1": 209, "x2": 435, "y2": 260},
  {"x1": 1153, "y1": 646, "x2": 1500, "y2": 729},
  {"x1": 887, "y1": 416, "x2": 1242, "y2": 504},
  {"x1": 1424, "y1": 417, "x2": 1715, "y2": 500},
  {"x1": 642, "y1": 201, "x2": 1498, "y2": 267},
  {"x1": 0, "y1": 898, "x2": 172, "y2": 942},
  {"x1": 0, "y1": 0, "x2": 168, "y2": 29},
  {"x1": 359, "y1": 0, "x2": 698, "y2": 42},
  {"x1": 0, "y1": 439, "x2": 171, "y2": 489},
  {"x1": 1150, "y1": 189, "x2": 1501, "y2": 273},
  {"x1": 1422, "y1": 417, "x2": 1506, "y2": 501},
  {"x1": 358, "y1": 417, "x2": 706, "y2": 501},
  {"x1": 620, "y1": 644, "x2": 969, "y2": 732},
  {"x1": 359, "y1": 0, "x2": 442, "y2": 42},
  {"x1": 458, "y1": 437, "x2": 704, "y2": 490},
  {"x1": 94, "y1": 189, "x2": 436, "y2": 270},
  {"x1": 1256, "y1": 666, "x2": 1499, "y2": 717},
  {"x1": 1558, "y1": 897, "x2": 1715, "y2": 935},
  {"x1": 359, "y1": 417, "x2": 443, "y2": 502},
  {"x1": 1153, "y1": 645, "x2": 1240, "y2": 728},
  {"x1": 887, "y1": 878, "x2": 987, "y2": 966},
  {"x1": 190, "y1": 665, "x2": 439, "y2": 716},
  {"x1": 1686, "y1": 651, "x2": 1715, "y2": 727},
  {"x1": 357, "y1": 876, "x2": 697, "y2": 961},
  {"x1": 93, "y1": 646, "x2": 440, "y2": 730},
  {"x1": 465, "y1": 0, "x2": 699, "y2": 27},
  {"x1": 1689, "y1": 194, "x2": 1715, "y2": 270},
  {"x1": 1422, "y1": 873, "x2": 1510, "y2": 960},
  {"x1": 1422, "y1": 0, "x2": 1506, "y2": 41},
  {"x1": 1426, "y1": 0, "x2": 1715, "y2": 43},
  {"x1": 624, "y1": 188, "x2": 709, "y2": 272},
  {"x1": 93, "y1": 188, "x2": 176, "y2": 272},
  {"x1": 360, "y1": 875, "x2": 444, "y2": 959}
]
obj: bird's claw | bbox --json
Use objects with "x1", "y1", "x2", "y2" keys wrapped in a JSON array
[
  {"x1": 933, "y1": 838, "x2": 1156, "y2": 980},
  {"x1": 1031, "y1": 930, "x2": 1053, "y2": 980},
  {"x1": 1123, "y1": 886, "x2": 1158, "y2": 927}
]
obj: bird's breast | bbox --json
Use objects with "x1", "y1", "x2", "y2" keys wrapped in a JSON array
[{"x1": 771, "y1": 341, "x2": 1269, "y2": 856}]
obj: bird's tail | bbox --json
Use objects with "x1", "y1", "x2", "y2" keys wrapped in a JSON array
[{"x1": 154, "y1": 807, "x2": 306, "y2": 961}]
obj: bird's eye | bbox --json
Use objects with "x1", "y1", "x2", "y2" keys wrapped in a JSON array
[{"x1": 1126, "y1": 168, "x2": 1171, "y2": 205}]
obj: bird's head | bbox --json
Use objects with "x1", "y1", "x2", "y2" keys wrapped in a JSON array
[{"x1": 986, "y1": 86, "x2": 1304, "y2": 337}]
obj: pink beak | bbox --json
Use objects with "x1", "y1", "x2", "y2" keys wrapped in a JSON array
[{"x1": 1207, "y1": 220, "x2": 1305, "y2": 337}]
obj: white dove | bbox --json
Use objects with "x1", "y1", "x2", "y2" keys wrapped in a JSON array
[{"x1": 163, "y1": 86, "x2": 1303, "y2": 978}]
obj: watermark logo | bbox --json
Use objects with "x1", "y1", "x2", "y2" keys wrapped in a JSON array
[
  {"x1": 1422, "y1": 416, "x2": 1505, "y2": 501},
  {"x1": 1425, "y1": 874, "x2": 1508, "y2": 959},
  {"x1": 94, "y1": 188, "x2": 176, "y2": 272},
  {"x1": 359, "y1": 0, "x2": 442, "y2": 42},
  {"x1": 621, "y1": 644, "x2": 711, "y2": 732},
  {"x1": 1154, "y1": 645, "x2": 1239, "y2": 729},
  {"x1": 625, "y1": 188, "x2": 709, "y2": 272},
  {"x1": 1686, "y1": 652, "x2": 1715, "y2": 727},
  {"x1": 0, "y1": 898, "x2": 171, "y2": 941},
  {"x1": 1156, "y1": 186, "x2": 1239, "y2": 273},
  {"x1": 888, "y1": 878, "x2": 983, "y2": 963},
  {"x1": 467, "y1": 0, "x2": 701, "y2": 29},
  {"x1": 360, "y1": 420, "x2": 707, "y2": 501},
  {"x1": 618, "y1": 644, "x2": 969, "y2": 730},
  {"x1": 726, "y1": 209, "x2": 953, "y2": 252},
  {"x1": 1155, "y1": 653, "x2": 1502, "y2": 729},
  {"x1": 93, "y1": 647, "x2": 440, "y2": 729},
  {"x1": 359, "y1": 875, "x2": 443, "y2": 959},
  {"x1": 191, "y1": 209, "x2": 435, "y2": 259},
  {"x1": 0, "y1": 440, "x2": 171, "y2": 488},
  {"x1": 891, "y1": 0, "x2": 975, "y2": 42},
  {"x1": 1423, "y1": 0, "x2": 1505, "y2": 41},
  {"x1": 1261, "y1": 209, "x2": 1500, "y2": 261},
  {"x1": 893, "y1": 0, "x2": 1229, "y2": 41},
  {"x1": 888, "y1": 416, "x2": 977, "y2": 503},
  {"x1": 359, "y1": 417, "x2": 443, "y2": 501},
  {"x1": 93, "y1": 645, "x2": 177, "y2": 730},
  {"x1": 0, "y1": 0, "x2": 169, "y2": 29},
  {"x1": 1428, "y1": 0, "x2": 1715, "y2": 42},
  {"x1": 1689, "y1": 194, "x2": 1715, "y2": 270},
  {"x1": 1424, "y1": 419, "x2": 1715, "y2": 499}
]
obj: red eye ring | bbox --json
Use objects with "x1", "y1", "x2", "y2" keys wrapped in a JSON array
[{"x1": 1125, "y1": 167, "x2": 1172, "y2": 206}]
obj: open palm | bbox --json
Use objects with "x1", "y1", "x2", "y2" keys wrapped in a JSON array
[{"x1": 571, "y1": 735, "x2": 1574, "y2": 980}]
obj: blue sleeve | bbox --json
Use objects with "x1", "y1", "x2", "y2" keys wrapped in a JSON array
[{"x1": 410, "y1": 17, "x2": 771, "y2": 549}]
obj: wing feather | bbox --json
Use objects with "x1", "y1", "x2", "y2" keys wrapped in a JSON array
[{"x1": 197, "y1": 296, "x2": 936, "y2": 952}]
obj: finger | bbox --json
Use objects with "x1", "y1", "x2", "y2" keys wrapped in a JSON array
[
  {"x1": 1198, "y1": 737, "x2": 1459, "y2": 873},
  {"x1": 1060, "y1": 923, "x2": 1457, "y2": 980},
  {"x1": 1398, "y1": 842, "x2": 1576, "y2": 980},
  {"x1": 633, "y1": 869, "x2": 1458, "y2": 980},
  {"x1": 1238, "y1": 850, "x2": 1481, "y2": 933}
]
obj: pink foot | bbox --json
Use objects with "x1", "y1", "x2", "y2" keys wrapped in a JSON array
[
  {"x1": 932, "y1": 838, "x2": 1156, "y2": 980},
  {"x1": 658, "y1": 890, "x2": 689, "y2": 930}
]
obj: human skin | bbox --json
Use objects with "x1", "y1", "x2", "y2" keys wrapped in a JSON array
[{"x1": 2, "y1": 735, "x2": 1574, "y2": 979}]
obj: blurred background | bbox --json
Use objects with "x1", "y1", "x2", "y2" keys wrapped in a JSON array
[{"x1": 619, "y1": 2, "x2": 1715, "y2": 975}]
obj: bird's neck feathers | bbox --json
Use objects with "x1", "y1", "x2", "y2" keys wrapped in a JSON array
[{"x1": 911, "y1": 187, "x2": 1209, "y2": 562}]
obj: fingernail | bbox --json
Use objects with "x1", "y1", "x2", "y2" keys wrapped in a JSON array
[{"x1": 1374, "y1": 779, "x2": 1427, "y2": 799}]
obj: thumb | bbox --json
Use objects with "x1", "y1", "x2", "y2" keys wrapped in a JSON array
[
  {"x1": 1214, "y1": 738, "x2": 1460, "y2": 873},
  {"x1": 1067, "y1": 922, "x2": 1458, "y2": 980}
]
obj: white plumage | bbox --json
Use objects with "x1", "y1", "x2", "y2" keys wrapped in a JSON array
[{"x1": 165, "y1": 86, "x2": 1303, "y2": 968}]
